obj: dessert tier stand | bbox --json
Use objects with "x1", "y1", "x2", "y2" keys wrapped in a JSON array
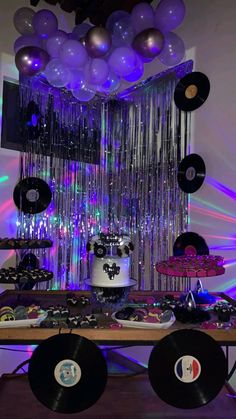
[
  {"x1": 0, "y1": 238, "x2": 53, "y2": 289},
  {"x1": 155, "y1": 255, "x2": 225, "y2": 291}
]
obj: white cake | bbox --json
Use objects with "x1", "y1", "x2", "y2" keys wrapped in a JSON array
[
  {"x1": 86, "y1": 232, "x2": 136, "y2": 288},
  {"x1": 90, "y1": 255, "x2": 134, "y2": 287}
]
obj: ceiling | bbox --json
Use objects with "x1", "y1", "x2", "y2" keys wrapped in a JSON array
[{"x1": 30, "y1": 0, "x2": 153, "y2": 26}]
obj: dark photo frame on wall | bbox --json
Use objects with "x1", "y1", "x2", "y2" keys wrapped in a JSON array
[
  {"x1": 1, "y1": 79, "x2": 101, "y2": 164},
  {"x1": 1, "y1": 80, "x2": 21, "y2": 152}
]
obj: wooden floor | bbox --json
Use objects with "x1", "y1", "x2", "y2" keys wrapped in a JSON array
[{"x1": 0, "y1": 373, "x2": 235, "y2": 419}]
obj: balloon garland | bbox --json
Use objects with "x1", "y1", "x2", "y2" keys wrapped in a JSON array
[{"x1": 13, "y1": 1, "x2": 186, "y2": 102}]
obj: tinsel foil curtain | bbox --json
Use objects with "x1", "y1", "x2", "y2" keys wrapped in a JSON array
[{"x1": 17, "y1": 60, "x2": 193, "y2": 290}]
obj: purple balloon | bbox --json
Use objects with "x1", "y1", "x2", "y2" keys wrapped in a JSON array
[
  {"x1": 98, "y1": 70, "x2": 121, "y2": 94},
  {"x1": 108, "y1": 47, "x2": 137, "y2": 77},
  {"x1": 15, "y1": 46, "x2": 50, "y2": 76},
  {"x1": 155, "y1": 0, "x2": 186, "y2": 32},
  {"x1": 59, "y1": 39, "x2": 88, "y2": 69},
  {"x1": 85, "y1": 58, "x2": 109, "y2": 85},
  {"x1": 106, "y1": 10, "x2": 130, "y2": 33},
  {"x1": 158, "y1": 31, "x2": 185, "y2": 66},
  {"x1": 112, "y1": 16, "x2": 134, "y2": 47},
  {"x1": 14, "y1": 7, "x2": 35, "y2": 35},
  {"x1": 124, "y1": 56, "x2": 144, "y2": 82},
  {"x1": 14, "y1": 34, "x2": 42, "y2": 53},
  {"x1": 46, "y1": 30, "x2": 68, "y2": 58},
  {"x1": 44, "y1": 59, "x2": 70, "y2": 87},
  {"x1": 33, "y1": 9, "x2": 58, "y2": 38},
  {"x1": 72, "y1": 23, "x2": 93, "y2": 40},
  {"x1": 72, "y1": 86, "x2": 95, "y2": 102},
  {"x1": 131, "y1": 3, "x2": 155, "y2": 34},
  {"x1": 66, "y1": 69, "x2": 85, "y2": 90}
]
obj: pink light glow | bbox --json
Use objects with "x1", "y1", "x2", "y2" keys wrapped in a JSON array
[
  {"x1": 224, "y1": 259, "x2": 236, "y2": 268},
  {"x1": 0, "y1": 198, "x2": 14, "y2": 213},
  {"x1": 50, "y1": 246, "x2": 57, "y2": 257},
  {"x1": 6, "y1": 158, "x2": 19, "y2": 169},
  {"x1": 7, "y1": 249, "x2": 15, "y2": 259},
  {"x1": 190, "y1": 204, "x2": 236, "y2": 224},
  {"x1": 204, "y1": 234, "x2": 236, "y2": 241}
]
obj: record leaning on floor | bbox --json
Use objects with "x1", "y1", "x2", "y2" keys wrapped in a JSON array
[
  {"x1": 173, "y1": 232, "x2": 209, "y2": 256},
  {"x1": 13, "y1": 177, "x2": 52, "y2": 214},
  {"x1": 28, "y1": 333, "x2": 107, "y2": 414},
  {"x1": 174, "y1": 71, "x2": 210, "y2": 112},
  {"x1": 148, "y1": 329, "x2": 227, "y2": 409},
  {"x1": 177, "y1": 154, "x2": 206, "y2": 193}
]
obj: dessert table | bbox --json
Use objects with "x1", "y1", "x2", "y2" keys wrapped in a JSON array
[{"x1": 0, "y1": 290, "x2": 235, "y2": 346}]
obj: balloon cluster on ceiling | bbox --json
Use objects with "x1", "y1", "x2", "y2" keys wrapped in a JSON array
[{"x1": 14, "y1": 0, "x2": 186, "y2": 102}]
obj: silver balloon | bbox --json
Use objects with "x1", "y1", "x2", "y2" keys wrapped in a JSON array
[
  {"x1": 85, "y1": 27, "x2": 112, "y2": 58},
  {"x1": 132, "y1": 28, "x2": 164, "y2": 59},
  {"x1": 14, "y1": 7, "x2": 35, "y2": 35}
]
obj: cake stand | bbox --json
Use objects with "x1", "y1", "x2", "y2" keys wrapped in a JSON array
[{"x1": 155, "y1": 255, "x2": 225, "y2": 292}]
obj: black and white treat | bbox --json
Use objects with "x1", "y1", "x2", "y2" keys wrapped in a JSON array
[{"x1": 86, "y1": 233, "x2": 134, "y2": 258}]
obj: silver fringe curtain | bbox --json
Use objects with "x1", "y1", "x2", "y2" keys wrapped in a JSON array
[{"x1": 17, "y1": 60, "x2": 193, "y2": 290}]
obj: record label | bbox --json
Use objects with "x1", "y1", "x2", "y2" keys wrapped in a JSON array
[
  {"x1": 54, "y1": 359, "x2": 82, "y2": 388},
  {"x1": 174, "y1": 355, "x2": 201, "y2": 383},
  {"x1": 185, "y1": 166, "x2": 196, "y2": 181},
  {"x1": 185, "y1": 84, "x2": 198, "y2": 99},
  {"x1": 184, "y1": 245, "x2": 197, "y2": 256},
  {"x1": 26, "y1": 189, "x2": 40, "y2": 203}
]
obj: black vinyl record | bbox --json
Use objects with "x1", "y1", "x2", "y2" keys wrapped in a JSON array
[
  {"x1": 19, "y1": 253, "x2": 39, "y2": 270},
  {"x1": 177, "y1": 154, "x2": 206, "y2": 193},
  {"x1": 28, "y1": 333, "x2": 108, "y2": 414},
  {"x1": 173, "y1": 232, "x2": 209, "y2": 256},
  {"x1": 13, "y1": 177, "x2": 52, "y2": 214},
  {"x1": 148, "y1": 329, "x2": 227, "y2": 409},
  {"x1": 174, "y1": 72, "x2": 210, "y2": 112}
]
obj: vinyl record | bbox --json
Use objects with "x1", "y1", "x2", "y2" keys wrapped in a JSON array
[
  {"x1": 173, "y1": 232, "x2": 209, "y2": 256},
  {"x1": 19, "y1": 253, "x2": 39, "y2": 270},
  {"x1": 177, "y1": 154, "x2": 206, "y2": 194},
  {"x1": 148, "y1": 329, "x2": 227, "y2": 409},
  {"x1": 28, "y1": 333, "x2": 107, "y2": 414},
  {"x1": 13, "y1": 177, "x2": 52, "y2": 214},
  {"x1": 174, "y1": 72, "x2": 210, "y2": 112}
]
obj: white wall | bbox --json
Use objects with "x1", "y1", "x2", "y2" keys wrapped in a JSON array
[{"x1": 176, "y1": 0, "x2": 236, "y2": 298}]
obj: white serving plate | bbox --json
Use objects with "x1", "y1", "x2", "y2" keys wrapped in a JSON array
[
  {"x1": 111, "y1": 313, "x2": 176, "y2": 329},
  {"x1": 0, "y1": 312, "x2": 47, "y2": 328}
]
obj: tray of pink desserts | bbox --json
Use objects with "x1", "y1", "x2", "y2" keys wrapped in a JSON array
[{"x1": 112, "y1": 306, "x2": 175, "y2": 329}]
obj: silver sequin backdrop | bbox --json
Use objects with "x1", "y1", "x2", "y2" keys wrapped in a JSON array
[{"x1": 17, "y1": 60, "x2": 193, "y2": 290}]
